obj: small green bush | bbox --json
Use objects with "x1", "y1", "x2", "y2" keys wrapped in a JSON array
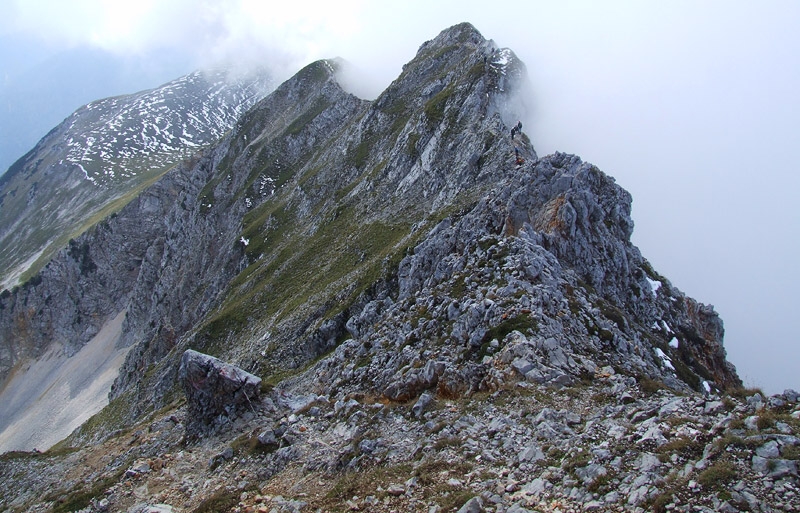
[
  {"x1": 638, "y1": 376, "x2": 664, "y2": 395},
  {"x1": 191, "y1": 488, "x2": 241, "y2": 513},
  {"x1": 698, "y1": 460, "x2": 737, "y2": 489}
]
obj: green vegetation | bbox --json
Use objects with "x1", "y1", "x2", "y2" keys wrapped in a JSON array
[
  {"x1": 351, "y1": 139, "x2": 372, "y2": 169},
  {"x1": 656, "y1": 436, "x2": 704, "y2": 460},
  {"x1": 481, "y1": 315, "x2": 538, "y2": 346},
  {"x1": 322, "y1": 463, "x2": 414, "y2": 508},
  {"x1": 586, "y1": 471, "x2": 615, "y2": 494},
  {"x1": 317, "y1": 458, "x2": 475, "y2": 512},
  {"x1": 61, "y1": 391, "x2": 136, "y2": 446},
  {"x1": 231, "y1": 430, "x2": 278, "y2": 457},
  {"x1": 476, "y1": 314, "x2": 538, "y2": 361},
  {"x1": 424, "y1": 85, "x2": 455, "y2": 126},
  {"x1": 192, "y1": 487, "x2": 250, "y2": 513},
  {"x1": 728, "y1": 386, "x2": 765, "y2": 399},
  {"x1": 697, "y1": 460, "x2": 737, "y2": 489},
  {"x1": 783, "y1": 444, "x2": 800, "y2": 460},
  {"x1": 562, "y1": 451, "x2": 591, "y2": 474},
  {"x1": 48, "y1": 468, "x2": 126, "y2": 513},
  {"x1": 714, "y1": 433, "x2": 759, "y2": 452},
  {"x1": 758, "y1": 408, "x2": 800, "y2": 431},
  {"x1": 406, "y1": 132, "x2": 421, "y2": 157},
  {"x1": 198, "y1": 195, "x2": 413, "y2": 357},
  {"x1": 638, "y1": 375, "x2": 665, "y2": 395},
  {"x1": 285, "y1": 98, "x2": 332, "y2": 136},
  {"x1": 596, "y1": 299, "x2": 628, "y2": 331}
]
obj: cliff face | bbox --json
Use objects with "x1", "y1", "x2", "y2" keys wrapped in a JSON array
[{"x1": 0, "y1": 22, "x2": 739, "y2": 455}]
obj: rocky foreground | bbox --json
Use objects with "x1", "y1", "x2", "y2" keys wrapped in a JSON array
[{"x1": 1, "y1": 355, "x2": 798, "y2": 512}]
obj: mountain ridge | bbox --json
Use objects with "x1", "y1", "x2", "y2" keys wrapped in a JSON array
[
  {"x1": 2, "y1": 22, "x2": 791, "y2": 513},
  {"x1": 0, "y1": 16, "x2": 737, "y2": 454}
]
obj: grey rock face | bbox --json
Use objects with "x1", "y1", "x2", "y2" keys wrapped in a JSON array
[
  {"x1": 178, "y1": 349, "x2": 261, "y2": 438},
  {"x1": 457, "y1": 496, "x2": 485, "y2": 513}
]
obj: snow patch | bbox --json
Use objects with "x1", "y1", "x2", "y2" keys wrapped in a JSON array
[
  {"x1": 492, "y1": 48, "x2": 512, "y2": 67},
  {"x1": 654, "y1": 347, "x2": 675, "y2": 371},
  {"x1": 646, "y1": 277, "x2": 662, "y2": 296},
  {"x1": 668, "y1": 337, "x2": 679, "y2": 349},
  {"x1": 76, "y1": 163, "x2": 97, "y2": 185}
]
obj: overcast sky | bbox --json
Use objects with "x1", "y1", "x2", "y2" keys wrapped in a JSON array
[{"x1": 1, "y1": 0, "x2": 798, "y2": 394}]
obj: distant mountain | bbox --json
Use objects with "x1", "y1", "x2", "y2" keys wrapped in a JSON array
[
  {"x1": 0, "y1": 67, "x2": 273, "y2": 289},
  {"x1": 0, "y1": 44, "x2": 195, "y2": 175}
]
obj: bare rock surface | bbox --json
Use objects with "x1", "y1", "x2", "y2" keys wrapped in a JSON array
[{"x1": 179, "y1": 349, "x2": 261, "y2": 438}]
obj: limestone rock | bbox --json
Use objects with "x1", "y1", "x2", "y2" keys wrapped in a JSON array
[{"x1": 178, "y1": 349, "x2": 261, "y2": 437}]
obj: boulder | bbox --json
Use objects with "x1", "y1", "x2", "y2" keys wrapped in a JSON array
[
  {"x1": 457, "y1": 496, "x2": 485, "y2": 513},
  {"x1": 179, "y1": 349, "x2": 261, "y2": 437}
]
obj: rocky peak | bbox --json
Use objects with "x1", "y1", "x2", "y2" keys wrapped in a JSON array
[{"x1": 0, "y1": 24, "x2": 768, "y2": 513}]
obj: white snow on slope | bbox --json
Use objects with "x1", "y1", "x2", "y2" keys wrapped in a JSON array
[
  {"x1": 63, "y1": 69, "x2": 271, "y2": 186},
  {"x1": 646, "y1": 277, "x2": 662, "y2": 296},
  {"x1": 654, "y1": 347, "x2": 676, "y2": 371}
]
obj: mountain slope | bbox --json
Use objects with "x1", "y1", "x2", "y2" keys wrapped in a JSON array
[
  {"x1": 0, "y1": 68, "x2": 272, "y2": 290},
  {"x1": 0, "y1": 20, "x2": 739, "y2": 448},
  {"x1": 0, "y1": 23, "x2": 777, "y2": 513}
]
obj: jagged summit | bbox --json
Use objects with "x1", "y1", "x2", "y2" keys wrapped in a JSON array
[{"x1": 0, "y1": 24, "x2": 778, "y2": 513}]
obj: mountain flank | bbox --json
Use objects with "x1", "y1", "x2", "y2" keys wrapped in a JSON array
[
  {"x1": 0, "y1": 68, "x2": 272, "y2": 290},
  {"x1": 2, "y1": 22, "x2": 796, "y2": 513}
]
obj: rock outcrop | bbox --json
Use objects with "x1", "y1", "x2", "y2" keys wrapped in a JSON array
[
  {"x1": 1, "y1": 371, "x2": 797, "y2": 512},
  {"x1": 179, "y1": 349, "x2": 261, "y2": 438}
]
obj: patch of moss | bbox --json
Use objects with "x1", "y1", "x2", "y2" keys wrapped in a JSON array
[
  {"x1": 727, "y1": 386, "x2": 765, "y2": 399},
  {"x1": 66, "y1": 391, "x2": 135, "y2": 443},
  {"x1": 697, "y1": 460, "x2": 737, "y2": 489},
  {"x1": 449, "y1": 274, "x2": 467, "y2": 299},
  {"x1": 191, "y1": 487, "x2": 245, "y2": 513},
  {"x1": 49, "y1": 467, "x2": 126, "y2": 513},
  {"x1": 482, "y1": 315, "x2": 537, "y2": 345},
  {"x1": 406, "y1": 132, "x2": 421, "y2": 157},
  {"x1": 231, "y1": 430, "x2": 278, "y2": 457},
  {"x1": 638, "y1": 376, "x2": 665, "y2": 396},
  {"x1": 285, "y1": 98, "x2": 331, "y2": 136},
  {"x1": 424, "y1": 85, "x2": 455, "y2": 126},
  {"x1": 656, "y1": 436, "x2": 704, "y2": 459},
  {"x1": 782, "y1": 444, "x2": 800, "y2": 460},
  {"x1": 597, "y1": 299, "x2": 628, "y2": 331}
]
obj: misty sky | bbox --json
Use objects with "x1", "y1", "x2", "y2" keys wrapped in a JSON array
[{"x1": 1, "y1": 0, "x2": 798, "y2": 394}]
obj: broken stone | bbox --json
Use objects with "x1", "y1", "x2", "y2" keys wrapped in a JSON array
[
  {"x1": 412, "y1": 391, "x2": 434, "y2": 418},
  {"x1": 456, "y1": 496, "x2": 485, "y2": 513},
  {"x1": 179, "y1": 349, "x2": 261, "y2": 438},
  {"x1": 755, "y1": 440, "x2": 780, "y2": 459}
]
